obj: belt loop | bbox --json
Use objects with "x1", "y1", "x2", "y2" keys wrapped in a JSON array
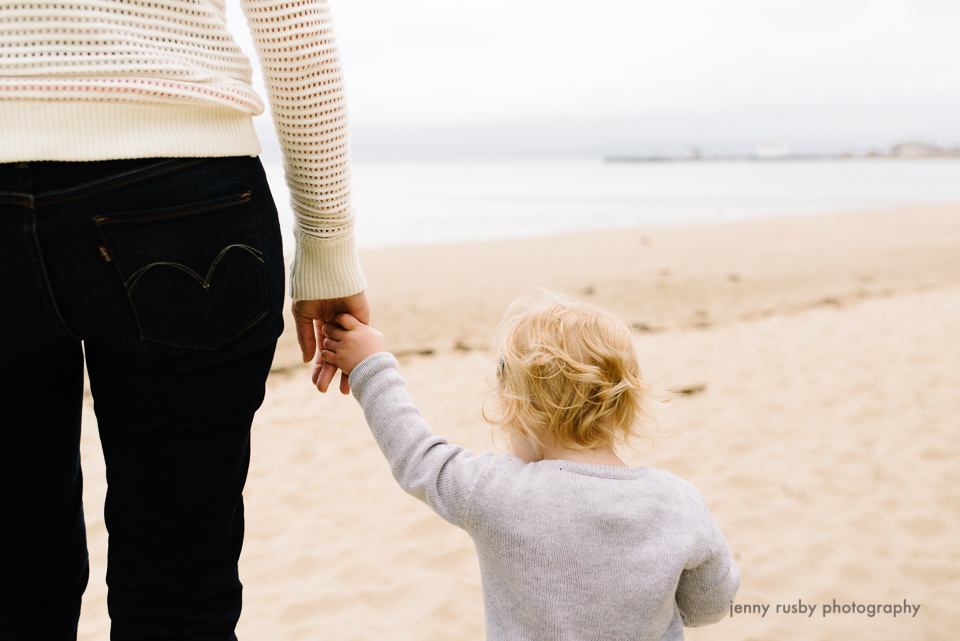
[{"x1": 16, "y1": 161, "x2": 32, "y2": 194}]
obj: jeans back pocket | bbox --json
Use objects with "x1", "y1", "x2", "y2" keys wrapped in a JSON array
[{"x1": 95, "y1": 192, "x2": 268, "y2": 350}]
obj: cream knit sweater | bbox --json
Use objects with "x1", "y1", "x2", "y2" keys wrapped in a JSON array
[{"x1": 0, "y1": 0, "x2": 364, "y2": 300}]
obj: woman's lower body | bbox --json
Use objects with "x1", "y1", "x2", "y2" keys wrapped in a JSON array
[{"x1": 0, "y1": 156, "x2": 286, "y2": 640}]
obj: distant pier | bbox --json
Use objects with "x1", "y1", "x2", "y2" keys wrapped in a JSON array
[{"x1": 605, "y1": 140, "x2": 960, "y2": 163}]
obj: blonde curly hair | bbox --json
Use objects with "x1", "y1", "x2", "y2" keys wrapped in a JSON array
[{"x1": 486, "y1": 291, "x2": 655, "y2": 457}]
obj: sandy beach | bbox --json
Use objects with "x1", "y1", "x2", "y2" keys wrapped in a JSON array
[{"x1": 76, "y1": 204, "x2": 960, "y2": 640}]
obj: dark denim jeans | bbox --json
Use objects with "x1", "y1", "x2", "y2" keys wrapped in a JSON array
[{"x1": 0, "y1": 157, "x2": 285, "y2": 640}]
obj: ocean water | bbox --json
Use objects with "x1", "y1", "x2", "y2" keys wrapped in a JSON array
[{"x1": 259, "y1": 158, "x2": 960, "y2": 250}]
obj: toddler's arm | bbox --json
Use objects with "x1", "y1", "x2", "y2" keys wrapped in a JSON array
[
  {"x1": 675, "y1": 498, "x2": 741, "y2": 626},
  {"x1": 321, "y1": 315, "x2": 493, "y2": 527}
]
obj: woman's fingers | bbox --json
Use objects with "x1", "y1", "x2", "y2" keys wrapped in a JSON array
[
  {"x1": 311, "y1": 357, "x2": 326, "y2": 386},
  {"x1": 316, "y1": 360, "x2": 337, "y2": 393}
]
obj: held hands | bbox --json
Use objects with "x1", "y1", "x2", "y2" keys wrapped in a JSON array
[
  {"x1": 292, "y1": 292, "x2": 371, "y2": 394},
  {"x1": 316, "y1": 314, "x2": 386, "y2": 387}
]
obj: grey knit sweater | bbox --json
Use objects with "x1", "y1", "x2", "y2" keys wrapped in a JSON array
[{"x1": 350, "y1": 353, "x2": 740, "y2": 640}]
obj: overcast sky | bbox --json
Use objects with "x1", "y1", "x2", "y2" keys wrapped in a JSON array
[{"x1": 227, "y1": 0, "x2": 960, "y2": 158}]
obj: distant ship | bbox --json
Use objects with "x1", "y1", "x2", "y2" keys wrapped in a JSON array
[
  {"x1": 754, "y1": 141, "x2": 791, "y2": 159},
  {"x1": 889, "y1": 141, "x2": 960, "y2": 158}
]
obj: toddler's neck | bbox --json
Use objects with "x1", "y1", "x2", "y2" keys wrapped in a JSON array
[{"x1": 512, "y1": 437, "x2": 629, "y2": 467}]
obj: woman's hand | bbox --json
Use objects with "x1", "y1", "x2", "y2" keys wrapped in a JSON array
[
  {"x1": 293, "y1": 292, "x2": 370, "y2": 394},
  {"x1": 315, "y1": 313, "x2": 386, "y2": 389}
]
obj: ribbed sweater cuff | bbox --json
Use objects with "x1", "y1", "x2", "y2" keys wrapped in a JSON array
[
  {"x1": 0, "y1": 101, "x2": 261, "y2": 162},
  {"x1": 289, "y1": 230, "x2": 367, "y2": 301}
]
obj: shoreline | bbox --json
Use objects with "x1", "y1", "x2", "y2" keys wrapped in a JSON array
[{"x1": 273, "y1": 203, "x2": 960, "y2": 369}]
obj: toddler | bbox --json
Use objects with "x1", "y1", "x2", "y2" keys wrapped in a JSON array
[{"x1": 319, "y1": 292, "x2": 739, "y2": 640}]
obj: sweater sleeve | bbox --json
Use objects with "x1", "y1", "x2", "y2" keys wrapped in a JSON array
[
  {"x1": 240, "y1": 0, "x2": 366, "y2": 301},
  {"x1": 675, "y1": 497, "x2": 741, "y2": 626},
  {"x1": 349, "y1": 352, "x2": 495, "y2": 529}
]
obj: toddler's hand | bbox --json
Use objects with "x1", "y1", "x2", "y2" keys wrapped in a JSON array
[{"x1": 315, "y1": 313, "x2": 386, "y2": 391}]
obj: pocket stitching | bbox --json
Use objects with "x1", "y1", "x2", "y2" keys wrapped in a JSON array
[
  {"x1": 94, "y1": 192, "x2": 252, "y2": 227},
  {"x1": 124, "y1": 243, "x2": 264, "y2": 292}
]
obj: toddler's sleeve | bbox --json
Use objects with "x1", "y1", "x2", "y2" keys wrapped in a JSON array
[
  {"x1": 675, "y1": 497, "x2": 741, "y2": 626},
  {"x1": 349, "y1": 352, "x2": 494, "y2": 528}
]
